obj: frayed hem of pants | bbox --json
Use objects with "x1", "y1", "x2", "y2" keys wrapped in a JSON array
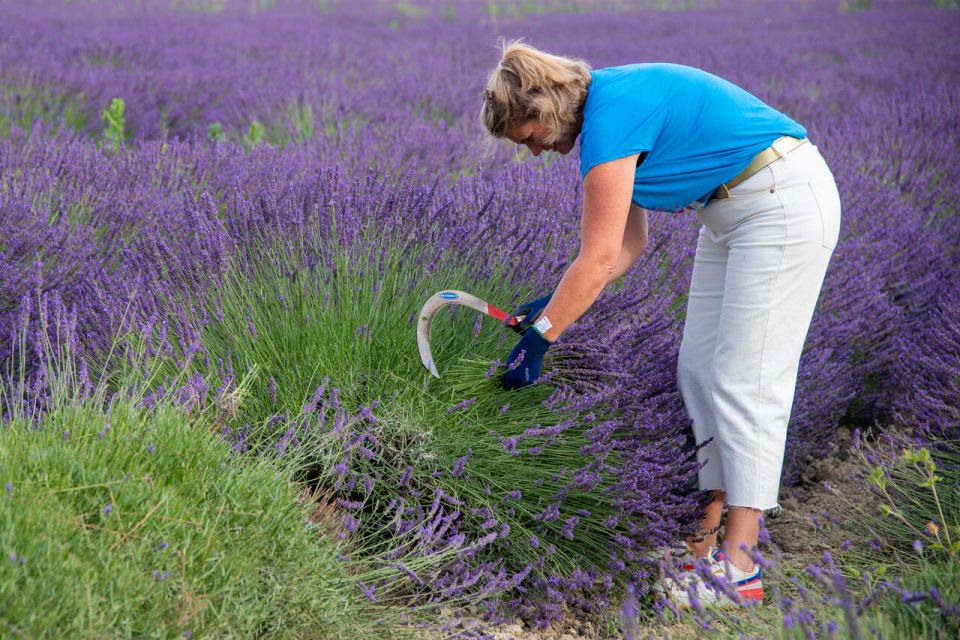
[{"x1": 724, "y1": 503, "x2": 768, "y2": 512}]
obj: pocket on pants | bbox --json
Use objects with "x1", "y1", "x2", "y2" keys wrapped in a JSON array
[{"x1": 808, "y1": 179, "x2": 841, "y2": 250}]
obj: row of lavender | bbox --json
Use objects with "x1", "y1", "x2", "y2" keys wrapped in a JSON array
[
  {"x1": 2, "y1": 0, "x2": 958, "y2": 621},
  {"x1": 4, "y1": 0, "x2": 957, "y2": 456}
]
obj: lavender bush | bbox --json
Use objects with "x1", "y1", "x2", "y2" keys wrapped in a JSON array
[{"x1": 891, "y1": 281, "x2": 960, "y2": 445}]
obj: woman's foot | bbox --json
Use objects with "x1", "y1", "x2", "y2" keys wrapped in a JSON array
[{"x1": 655, "y1": 548, "x2": 764, "y2": 608}]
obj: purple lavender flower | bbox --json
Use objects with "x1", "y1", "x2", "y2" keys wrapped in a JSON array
[
  {"x1": 359, "y1": 580, "x2": 377, "y2": 602},
  {"x1": 447, "y1": 397, "x2": 477, "y2": 414},
  {"x1": 450, "y1": 449, "x2": 471, "y2": 477}
]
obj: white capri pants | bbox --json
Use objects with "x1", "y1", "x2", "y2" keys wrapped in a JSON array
[{"x1": 677, "y1": 140, "x2": 841, "y2": 511}]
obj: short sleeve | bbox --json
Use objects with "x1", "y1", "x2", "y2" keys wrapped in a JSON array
[{"x1": 579, "y1": 78, "x2": 665, "y2": 179}]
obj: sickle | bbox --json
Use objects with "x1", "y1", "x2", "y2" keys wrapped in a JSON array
[{"x1": 416, "y1": 290, "x2": 518, "y2": 378}]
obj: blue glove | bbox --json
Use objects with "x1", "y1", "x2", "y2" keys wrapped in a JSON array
[
  {"x1": 506, "y1": 292, "x2": 553, "y2": 334},
  {"x1": 502, "y1": 327, "x2": 553, "y2": 390}
]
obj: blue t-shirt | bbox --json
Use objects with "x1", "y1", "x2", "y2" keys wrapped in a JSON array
[{"x1": 578, "y1": 63, "x2": 807, "y2": 212}]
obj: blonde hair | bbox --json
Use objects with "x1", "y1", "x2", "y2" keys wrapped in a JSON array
[{"x1": 479, "y1": 38, "x2": 591, "y2": 146}]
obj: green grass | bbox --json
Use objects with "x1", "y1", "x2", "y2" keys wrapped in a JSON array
[
  {"x1": 0, "y1": 345, "x2": 419, "y2": 638},
  {"x1": 834, "y1": 437, "x2": 960, "y2": 638}
]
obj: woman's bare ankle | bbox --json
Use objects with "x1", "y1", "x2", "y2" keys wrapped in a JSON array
[
  {"x1": 720, "y1": 541, "x2": 756, "y2": 573},
  {"x1": 685, "y1": 536, "x2": 716, "y2": 558}
]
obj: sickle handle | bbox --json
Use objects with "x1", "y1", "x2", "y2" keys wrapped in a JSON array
[{"x1": 486, "y1": 303, "x2": 517, "y2": 326}]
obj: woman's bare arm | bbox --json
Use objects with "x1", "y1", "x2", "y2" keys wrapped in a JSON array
[
  {"x1": 536, "y1": 153, "x2": 639, "y2": 342},
  {"x1": 606, "y1": 202, "x2": 648, "y2": 285}
]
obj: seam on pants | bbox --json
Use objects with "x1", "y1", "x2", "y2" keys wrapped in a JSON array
[
  {"x1": 702, "y1": 226, "x2": 724, "y2": 490},
  {"x1": 759, "y1": 191, "x2": 789, "y2": 401},
  {"x1": 751, "y1": 182, "x2": 789, "y2": 507}
]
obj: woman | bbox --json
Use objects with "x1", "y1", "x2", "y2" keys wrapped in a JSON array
[{"x1": 479, "y1": 40, "x2": 841, "y2": 607}]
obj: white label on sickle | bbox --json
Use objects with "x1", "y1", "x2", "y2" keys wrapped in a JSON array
[{"x1": 533, "y1": 315, "x2": 553, "y2": 335}]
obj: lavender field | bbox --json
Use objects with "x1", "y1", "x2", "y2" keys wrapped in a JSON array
[{"x1": 1, "y1": 0, "x2": 958, "y2": 638}]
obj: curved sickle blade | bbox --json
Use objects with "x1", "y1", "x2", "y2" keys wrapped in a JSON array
[{"x1": 417, "y1": 290, "x2": 515, "y2": 378}]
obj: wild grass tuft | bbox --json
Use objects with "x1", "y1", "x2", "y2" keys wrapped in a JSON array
[{"x1": 0, "y1": 319, "x2": 427, "y2": 639}]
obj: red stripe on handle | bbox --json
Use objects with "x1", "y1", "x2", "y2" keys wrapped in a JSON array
[{"x1": 486, "y1": 304, "x2": 515, "y2": 325}]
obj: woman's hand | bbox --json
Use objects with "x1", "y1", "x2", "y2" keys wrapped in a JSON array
[
  {"x1": 502, "y1": 327, "x2": 553, "y2": 390},
  {"x1": 505, "y1": 292, "x2": 553, "y2": 333}
]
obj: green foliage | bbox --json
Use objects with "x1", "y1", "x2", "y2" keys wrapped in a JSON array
[
  {"x1": 86, "y1": 49, "x2": 123, "y2": 70},
  {"x1": 867, "y1": 559, "x2": 960, "y2": 638},
  {"x1": 207, "y1": 121, "x2": 226, "y2": 143},
  {"x1": 839, "y1": 0, "x2": 873, "y2": 11},
  {"x1": 250, "y1": 0, "x2": 278, "y2": 13},
  {"x1": 517, "y1": 0, "x2": 546, "y2": 13},
  {"x1": 172, "y1": 0, "x2": 227, "y2": 13},
  {"x1": 439, "y1": 0, "x2": 457, "y2": 21},
  {"x1": 395, "y1": 1, "x2": 428, "y2": 17},
  {"x1": 287, "y1": 100, "x2": 315, "y2": 143},
  {"x1": 157, "y1": 106, "x2": 170, "y2": 153},
  {"x1": 253, "y1": 100, "x2": 319, "y2": 147},
  {"x1": 829, "y1": 433, "x2": 960, "y2": 638},
  {"x1": 861, "y1": 443, "x2": 959, "y2": 558},
  {"x1": 243, "y1": 118, "x2": 266, "y2": 150},
  {"x1": 100, "y1": 97, "x2": 126, "y2": 152},
  {"x1": 205, "y1": 107, "x2": 363, "y2": 150}
]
